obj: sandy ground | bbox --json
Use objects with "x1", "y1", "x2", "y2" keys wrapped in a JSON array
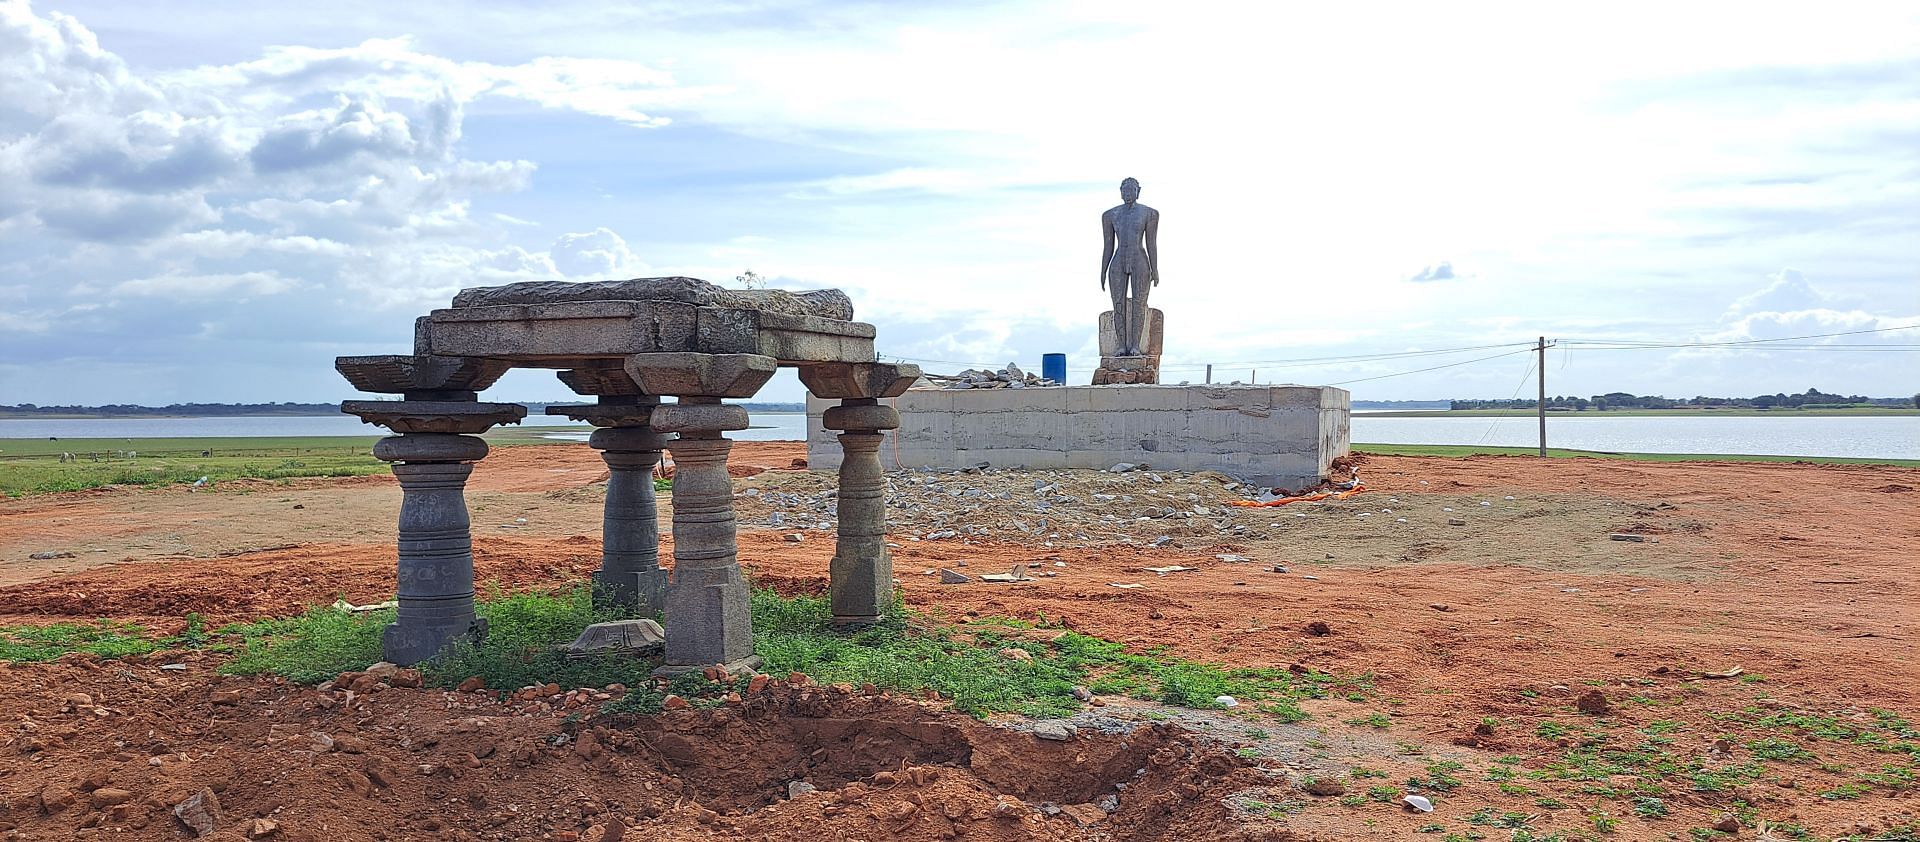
[{"x1": 1, "y1": 442, "x2": 1916, "y2": 840}]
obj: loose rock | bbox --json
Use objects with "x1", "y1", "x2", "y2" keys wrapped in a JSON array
[
  {"x1": 1031, "y1": 720, "x2": 1076, "y2": 741},
  {"x1": 1300, "y1": 777, "x2": 1345, "y2": 797},
  {"x1": 172, "y1": 788, "x2": 222, "y2": 837}
]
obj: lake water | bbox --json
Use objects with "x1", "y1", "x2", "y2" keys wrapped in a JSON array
[
  {"x1": 3, "y1": 412, "x2": 1913, "y2": 460},
  {"x1": 0, "y1": 414, "x2": 810, "y2": 444}
]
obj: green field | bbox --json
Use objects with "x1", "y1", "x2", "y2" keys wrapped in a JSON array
[
  {"x1": 1354, "y1": 442, "x2": 1920, "y2": 467},
  {"x1": 1366, "y1": 407, "x2": 1917, "y2": 418},
  {"x1": 6, "y1": 430, "x2": 1915, "y2": 498},
  {"x1": 0, "y1": 429, "x2": 564, "y2": 498}
]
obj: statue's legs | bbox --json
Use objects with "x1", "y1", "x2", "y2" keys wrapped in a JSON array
[
  {"x1": 1127, "y1": 268, "x2": 1152, "y2": 358},
  {"x1": 1108, "y1": 266, "x2": 1132, "y2": 356}
]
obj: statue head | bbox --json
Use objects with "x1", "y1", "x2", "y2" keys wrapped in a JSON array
[{"x1": 1119, "y1": 177, "x2": 1140, "y2": 203}]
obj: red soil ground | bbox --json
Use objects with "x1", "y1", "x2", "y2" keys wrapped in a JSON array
[{"x1": 1, "y1": 442, "x2": 1915, "y2": 839}]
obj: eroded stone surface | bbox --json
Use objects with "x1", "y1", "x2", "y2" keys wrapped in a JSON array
[
  {"x1": 450, "y1": 277, "x2": 854, "y2": 321},
  {"x1": 625, "y1": 353, "x2": 777, "y2": 399},
  {"x1": 798, "y1": 362, "x2": 922, "y2": 401},
  {"x1": 1098, "y1": 309, "x2": 1163, "y2": 358},
  {"x1": 344, "y1": 401, "x2": 526, "y2": 435},
  {"x1": 564, "y1": 619, "x2": 666, "y2": 657},
  {"x1": 335, "y1": 354, "x2": 513, "y2": 395}
]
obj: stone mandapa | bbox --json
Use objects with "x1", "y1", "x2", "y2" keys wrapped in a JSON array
[{"x1": 340, "y1": 276, "x2": 907, "y2": 674}]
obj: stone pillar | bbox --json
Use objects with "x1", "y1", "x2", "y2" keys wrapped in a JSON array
[
  {"x1": 374, "y1": 433, "x2": 488, "y2": 665},
  {"x1": 651, "y1": 398, "x2": 757, "y2": 672},
  {"x1": 590, "y1": 424, "x2": 670, "y2": 616},
  {"x1": 547, "y1": 392, "x2": 670, "y2": 618},
  {"x1": 821, "y1": 399, "x2": 901, "y2": 628},
  {"x1": 796, "y1": 361, "x2": 921, "y2": 632},
  {"x1": 341, "y1": 396, "x2": 526, "y2": 667}
]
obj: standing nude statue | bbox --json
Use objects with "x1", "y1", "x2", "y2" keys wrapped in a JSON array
[{"x1": 1100, "y1": 177, "x2": 1160, "y2": 356}]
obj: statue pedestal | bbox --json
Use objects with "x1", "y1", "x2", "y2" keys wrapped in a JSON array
[
  {"x1": 1093, "y1": 355, "x2": 1159, "y2": 385},
  {"x1": 1098, "y1": 308, "x2": 1163, "y2": 357},
  {"x1": 1095, "y1": 308, "x2": 1162, "y2": 384}
]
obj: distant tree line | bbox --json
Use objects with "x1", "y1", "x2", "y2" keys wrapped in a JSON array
[
  {"x1": 1451, "y1": 387, "x2": 1906, "y2": 411},
  {"x1": 3, "y1": 401, "x2": 812, "y2": 417}
]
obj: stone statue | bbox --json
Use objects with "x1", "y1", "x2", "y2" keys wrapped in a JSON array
[{"x1": 1100, "y1": 177, "x2": 1159, "y2": 357}]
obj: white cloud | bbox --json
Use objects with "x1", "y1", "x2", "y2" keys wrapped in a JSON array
[
  {"x1": 1408, "y1": 262, "x2": 1457, "y2": 283},
  {"x1": 114, "y1": 271, "x2": 296, "y2": 297},
  {"x1": 2, "y1": 0, "x2": 1916, "y2": 403},
  {"x1": 550, "y1": 228, "x2": 642, "y2": 278}
]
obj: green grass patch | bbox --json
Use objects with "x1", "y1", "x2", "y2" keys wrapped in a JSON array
[
  {"x1": 0, "y1": 620, "x2": 161, "y2": 662},
  {"x1": 0, "y1": 435, "x2": 390, "y2": 497},
  {"x1": 0, "y1": 431, "x2": 579, "y2": 497},
  {"x1": 215, "y1": 584, "x2": 1371, "y2": 720}
]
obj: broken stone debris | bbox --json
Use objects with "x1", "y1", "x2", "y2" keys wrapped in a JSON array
[
  {"x1": 562, "y1": 619, "x2": 666, "y2": 658},
  {"x1": 978, "y1": 564, "x2": 1033, "y2": 583},
  {"x1": 929, "y1": 363, "x2": 1059, "y2": 389},
  {"x1": 172, "y1": 788, "x2": 222, "y2": 837},
  {"x1": 1031, "y1": 720, "x2": 1076, "y2": 741}
]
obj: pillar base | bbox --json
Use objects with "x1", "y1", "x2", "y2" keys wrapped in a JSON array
[
  {"x1": 662, "y1": 574, "x2": 756, "y2": 667},
  {"x1": 830, "y1": 615, "x2": 886, "y2": 632},
  {"x1": 652, "y1": 654, "x2": 764, "y2": 679},
  {"x1": 383, "y1": 616, "x2": 488, "y2": 666},
  {"x1": 592, "y1": 567, "x2": 669, "y2": 618}
]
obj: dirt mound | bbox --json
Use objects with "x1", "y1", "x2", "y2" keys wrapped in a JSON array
[{"x1": 0, "y1": 657, "x2": 1272, "y2": 841}]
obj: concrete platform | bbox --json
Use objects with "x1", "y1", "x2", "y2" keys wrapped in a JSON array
[{"x1": 807, "y1": 384, "x2": 1350, "y2": 491}]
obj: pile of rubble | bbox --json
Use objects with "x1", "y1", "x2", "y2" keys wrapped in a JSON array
[
  {"x1": 926, "y1": 362, "x2": 1058, "y2": 389},
  {"x1": 735, "y1": 464, "x2": 1275, "y2": 547}
]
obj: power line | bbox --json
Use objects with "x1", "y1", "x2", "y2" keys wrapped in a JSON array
[
  {"x1": 1324, "y1": 347, "x2": 1537, "y2": 386},
  {"x1": 1166, "y1": 342, "x2": 1537, "y2": 369},
  {"x1": 1478, "y1": 353, "x2": 1538, "y2": 446},
  {"x1": 1561, "y1": 323, "x2": 1919, "y2": 349},
  {"x1": 878, "y1": 323, "x2": 1919, "y2": 377}
]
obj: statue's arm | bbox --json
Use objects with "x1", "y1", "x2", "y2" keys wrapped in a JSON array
[
  {"x1": 1145, "y1": 208, "x2": 1160, "y2": 284},
  {"x1": 1100, "y1": 212, "x2": 1115, "y2": 290}
]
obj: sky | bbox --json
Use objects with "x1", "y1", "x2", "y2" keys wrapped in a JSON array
[{"x1": 1, "y1": 0, "x2": 1916, "y2": 406}]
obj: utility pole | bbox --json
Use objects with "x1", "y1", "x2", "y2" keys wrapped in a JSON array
[{"x1": 1537, "y1": 336, "x2": 1548, "y2": 457}]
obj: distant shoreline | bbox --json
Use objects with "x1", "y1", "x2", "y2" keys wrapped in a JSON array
[{"x1": 1363, "y1": 407, "x2": 1917, "y2": 418}]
